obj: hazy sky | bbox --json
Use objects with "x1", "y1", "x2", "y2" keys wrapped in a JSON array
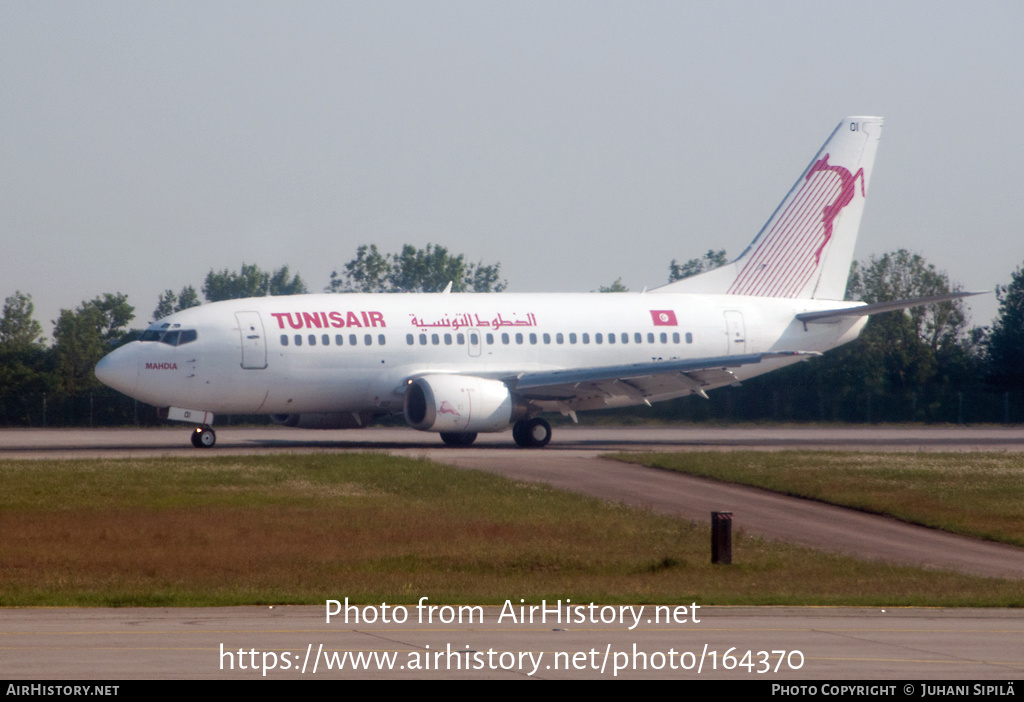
[{"x1": 2, "y1": 1, "x2": 1021, "y2": 334}]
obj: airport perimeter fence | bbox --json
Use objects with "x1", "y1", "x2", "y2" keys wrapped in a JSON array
[
  {"x1": 0, "y1": 390, "x2": 270, "y2": 428},
  {"x1": 636, "y1": 384, "x2": 1024, "y2": 425},
  {"x1": 1, "y1": 386, "x2": 1023, "y2": 428}
]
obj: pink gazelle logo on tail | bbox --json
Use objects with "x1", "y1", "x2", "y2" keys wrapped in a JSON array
[
  {"x1": 806, "y1": 154, "x2": 865, "y2": 263},
  {"x1": 727, "y1": 150, "x2": 867, "y2": 298}
]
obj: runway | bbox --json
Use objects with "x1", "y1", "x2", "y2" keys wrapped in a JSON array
[
  {"x1": 2, "y1": 425, "x2": 1023, "y2": 679},
  {"x1": 6, "y1": 424, "x2": 1024, "y2": 457}
]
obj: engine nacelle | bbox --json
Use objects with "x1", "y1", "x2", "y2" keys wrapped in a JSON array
[
  {"x1": 270, "y1": 412, "x2": 370, "y2": 429},
  {"x1": 404, "y1": 374, "x2": 518, "y2": 433}
]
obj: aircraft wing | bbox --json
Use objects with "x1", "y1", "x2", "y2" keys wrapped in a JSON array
[{"x1": 507, "y1": 351, "x2": 816, "y2": 404}]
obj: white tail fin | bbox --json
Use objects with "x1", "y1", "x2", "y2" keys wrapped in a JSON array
[{"x1": 658, "y1": 116, "x2": 883, "y2": 300}]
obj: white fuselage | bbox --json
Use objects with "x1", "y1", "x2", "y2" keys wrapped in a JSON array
[{"x1": 97, "y1": 292, "x2": 865, "y2": 419}]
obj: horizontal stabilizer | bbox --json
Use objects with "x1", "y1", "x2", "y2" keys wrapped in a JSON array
[{"x1": 796, "y1": 291, "x2": 987, "y2": 324}]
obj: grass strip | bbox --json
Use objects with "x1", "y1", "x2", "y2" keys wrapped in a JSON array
[
  {"x1": 0, "y1": 453, "x2": 1021, "y2": 607},
  {"x1": 613, "y1": 451, "x2": 1024, "y2": 546}
]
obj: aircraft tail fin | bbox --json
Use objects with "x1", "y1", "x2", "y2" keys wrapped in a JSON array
[{"x1": 657, "y1": 116, "x2": 883, "y2": 300}]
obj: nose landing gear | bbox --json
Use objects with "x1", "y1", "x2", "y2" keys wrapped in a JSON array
[{"x1": 190, "y1": 425, "x2": 216, "y2": 448}]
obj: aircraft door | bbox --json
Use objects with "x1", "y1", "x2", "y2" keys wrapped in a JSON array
[
  {"x1": 236, "y1": 311, "x2": 267, "y2": 369},
  {"x1": 724, "y1": 310, "x2": 746, "y2": 354}
]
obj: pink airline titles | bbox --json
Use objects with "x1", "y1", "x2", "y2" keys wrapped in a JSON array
[{"x1": 269, "y1": 311, "x2": 387, "y2": 330}]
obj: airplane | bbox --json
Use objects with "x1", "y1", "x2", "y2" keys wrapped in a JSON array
[{"x1": 94, "y1": 115, "x2": 978, "y2": 449}]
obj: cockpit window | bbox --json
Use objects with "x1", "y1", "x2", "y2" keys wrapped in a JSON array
[{"x1": 140, "y1": 328, "x2": 198, "y2": 346}]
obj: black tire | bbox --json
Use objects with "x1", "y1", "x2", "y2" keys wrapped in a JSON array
[
  {"x1": 440, "y1": 432, "x2": 477, "y2": 447},
  {"x1": 512, "y1": 420, "x2": 527, "y2": 447},
  {"x1": 513, "y1": 418, "x2": 551, "y2": 448},
  {"x1": 525, "y1": 417, "x2": 551, "y2": 448},
  {"x1": 192, "y1": 426, "x2": 216, "y2": 448}
]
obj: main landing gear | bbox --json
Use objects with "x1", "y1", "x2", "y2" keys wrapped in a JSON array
[
  {"x1": 512, "y1": 417, "x2": 551, "y2": 448},
  {"x1": 437, "y1": 418, "x2": 552, "y2": 448},
  {"x1": 190, "y1": 425, "x2": 216, "y2": 448}
]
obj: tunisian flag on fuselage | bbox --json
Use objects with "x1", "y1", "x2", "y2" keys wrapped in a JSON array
[{"x1": 649, "y1": 310, "x2": 678, "y2": 326}]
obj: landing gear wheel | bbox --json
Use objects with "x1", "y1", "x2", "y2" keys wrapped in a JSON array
[
  {"x1": 440, "y1": 432, "x2": 478, "y2": 447},
  {"x1": 191, "y1": 426, "x2": 216, "y2": 448},
  {"x1": 513, "y1": 417, "x2": 551, "y2": 448}
]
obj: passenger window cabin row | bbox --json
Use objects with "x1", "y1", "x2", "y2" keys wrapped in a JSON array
[
  {"x1": 281, "y1": 333, "x2": 387, "y2": 347},
  {"x1": 279, "y1": 331, "x2": 696, "y2": 348},
  {"x1": 405, "y1": 331, "x2": 694, "y2": 346}
]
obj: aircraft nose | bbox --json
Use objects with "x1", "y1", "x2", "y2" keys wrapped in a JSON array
[{"x1": 95, "y1": 346, "x2": 138, "y2": 396}]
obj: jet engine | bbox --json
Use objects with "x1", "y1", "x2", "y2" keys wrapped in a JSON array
[
  {"x1": 403, "y1": 374, "x2": 521, "y2": 433},
  {"x1": 270, "y1": 412, "x2": 370, "y2": 429}
]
